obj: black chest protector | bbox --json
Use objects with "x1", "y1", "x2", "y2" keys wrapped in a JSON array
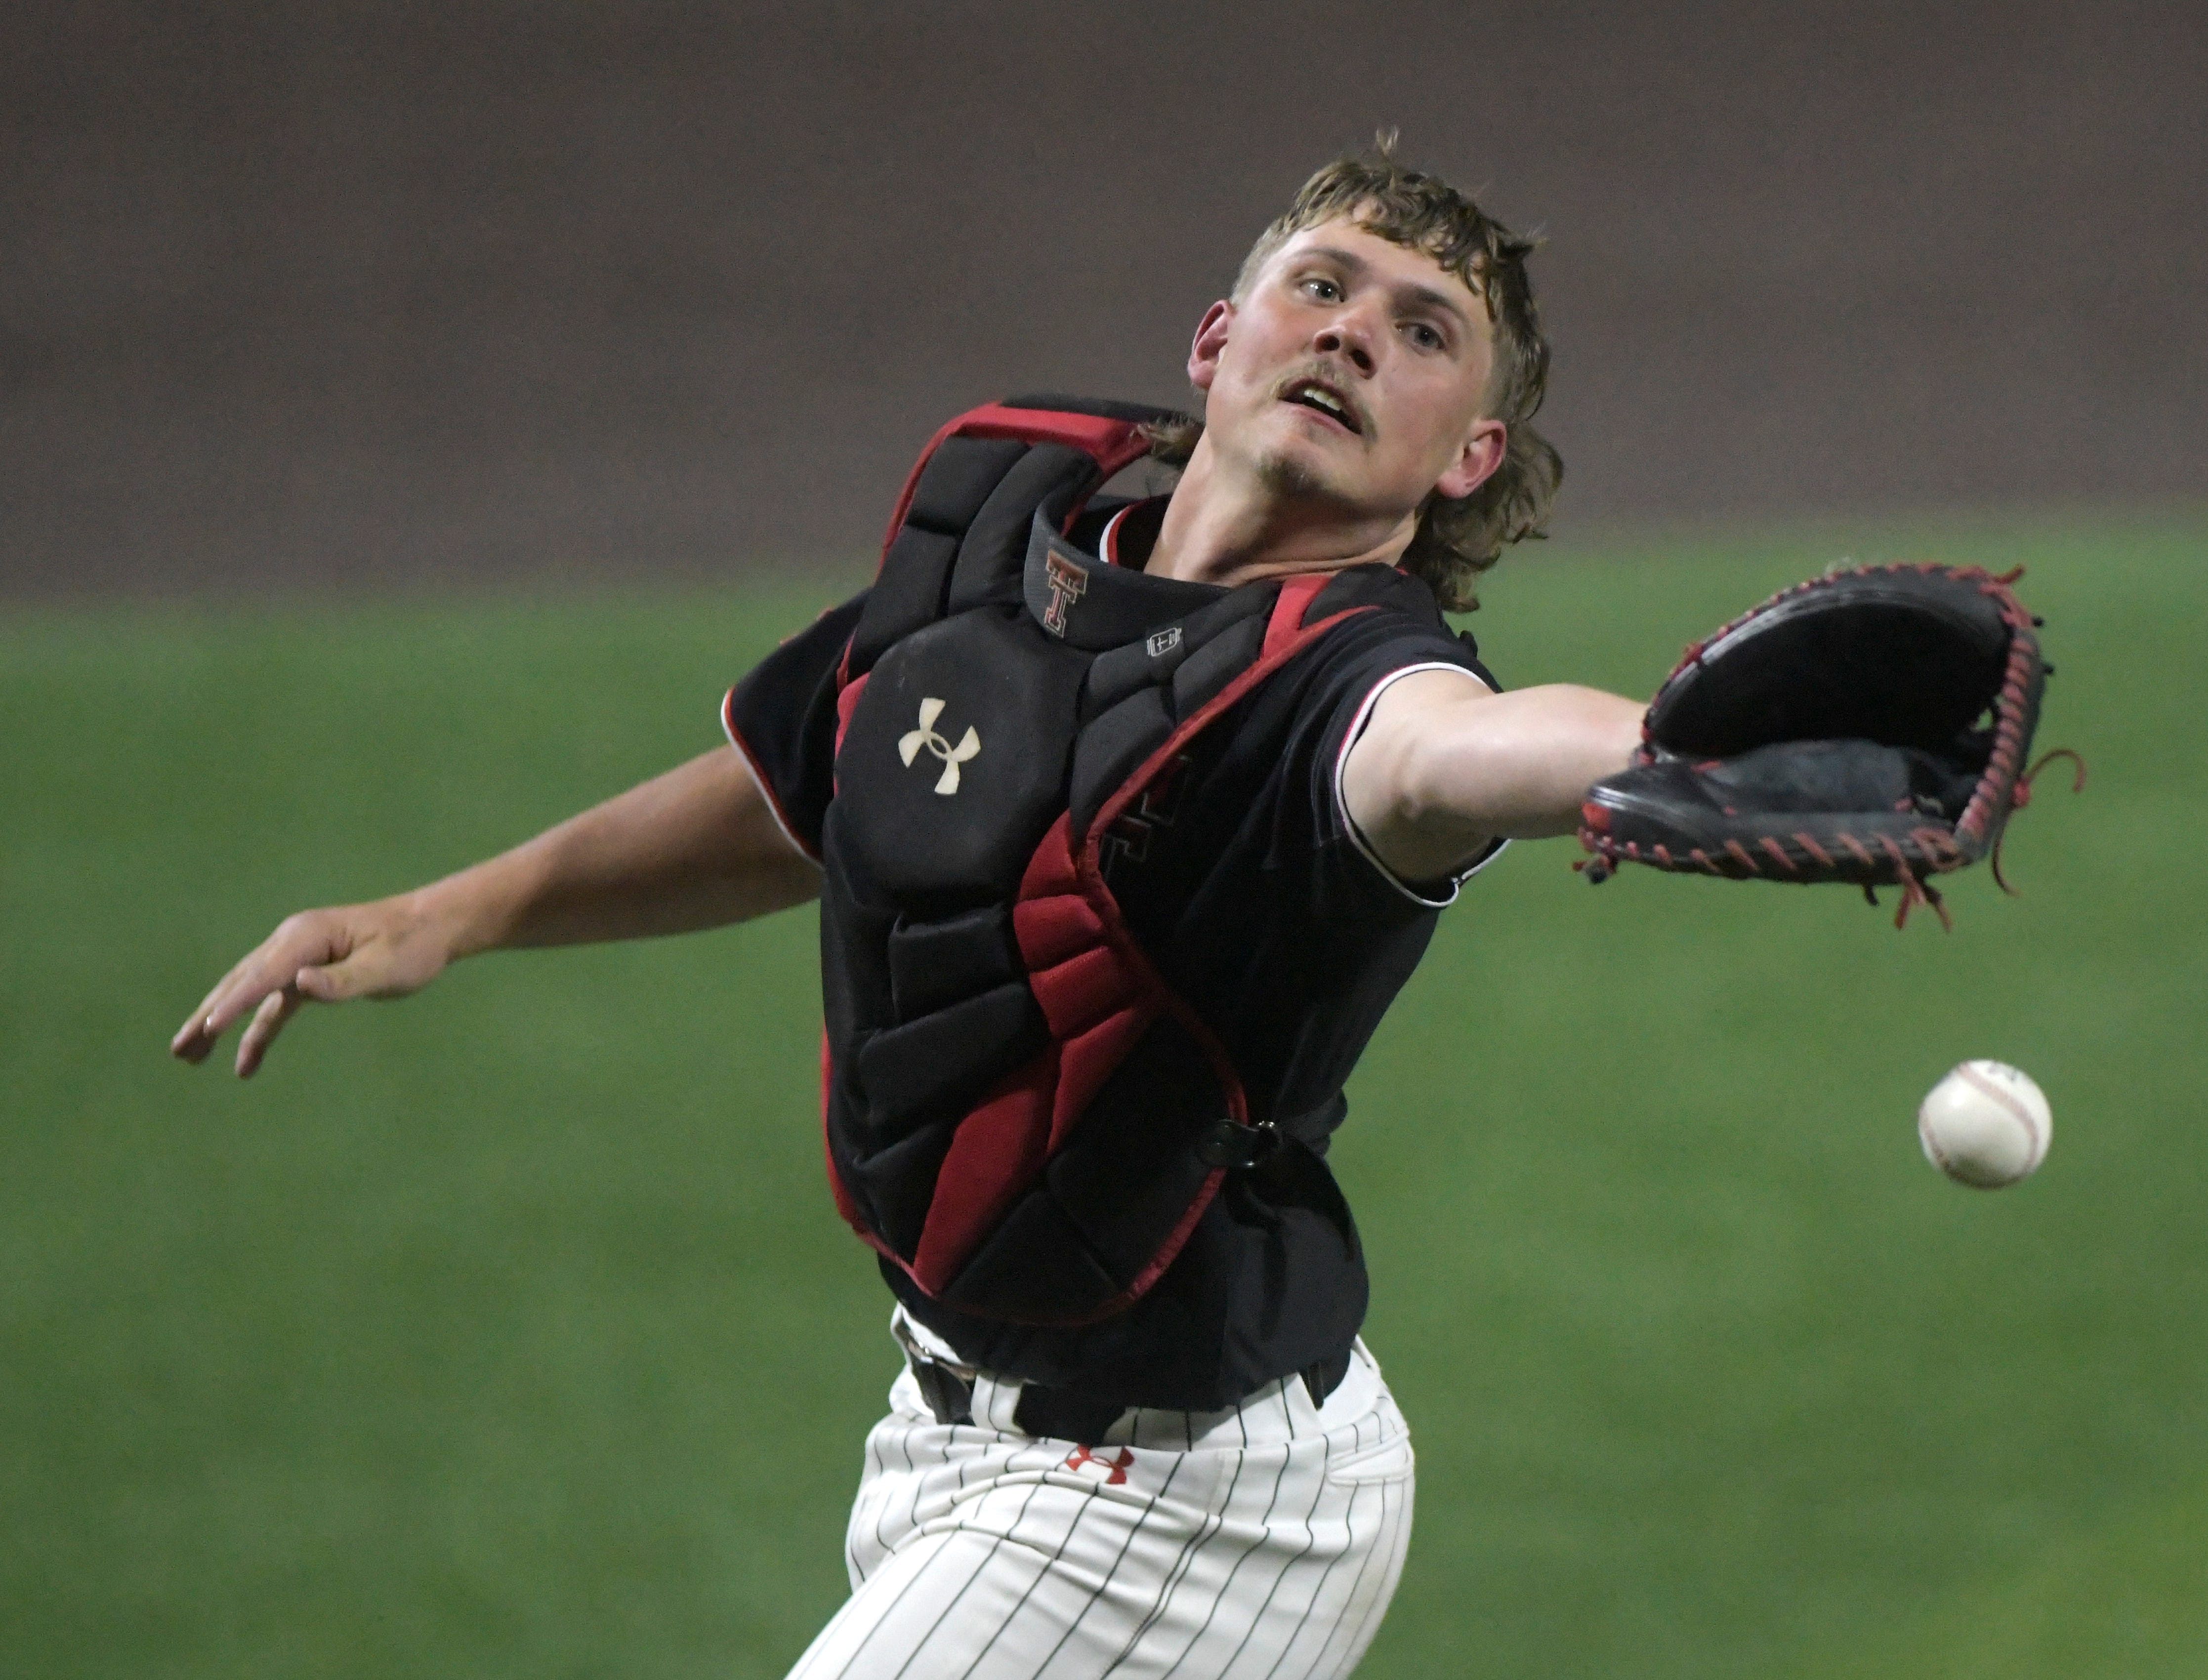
[{"x1": 820, "y1": 396, "x2": 1425, "y2": 1326}]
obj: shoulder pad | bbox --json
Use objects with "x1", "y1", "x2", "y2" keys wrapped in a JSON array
[{"x1": 847, "y1": 398, "x2": 1185, "y2": 678}]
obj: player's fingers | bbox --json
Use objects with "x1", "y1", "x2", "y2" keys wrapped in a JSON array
[
  {"x1": 171, "y1": 952, "x2": 262, "y2": 1060},
  {"x1": 193, "y1": 917, "x2": 349, "y2": 1047},
  {"x1": 233, "y1": 986, "x2": 302, "y2": 1079},
  {"x1": 174, "y1": 983, "x2": 259, "y2": 1063},
  {"x1": 170, "y1": 1014, "x2": 219, "y2": 1062},
  {"x1": 189, "y1": 964, "x2": 286, "y2": 1054}
]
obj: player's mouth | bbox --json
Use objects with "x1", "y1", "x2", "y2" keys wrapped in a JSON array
[{"x1": 1278, "y1": 377, "x2": 1365, "y2": 437}]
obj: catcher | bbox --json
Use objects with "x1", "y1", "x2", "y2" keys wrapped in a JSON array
[{"x1": 170, "y1": 144, "x2": 2049, "y2": 1678}]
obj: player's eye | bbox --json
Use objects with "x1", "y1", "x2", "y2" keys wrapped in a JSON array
[
  {"x1": 1300, "y1": 276, "x2": 1342, "y2": 303},
  {"x1": 1403, "y1": 321, "x2": 1446, "y2": 352}
]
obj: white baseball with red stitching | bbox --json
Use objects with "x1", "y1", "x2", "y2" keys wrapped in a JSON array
[{"x1": 1918, "y1": 1060, "x2": 2053, "y2": 1188}]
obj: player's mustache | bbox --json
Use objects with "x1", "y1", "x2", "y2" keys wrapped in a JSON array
[{"x1": 1271, "y1": 366, "x2": 1371, "y2": 439}]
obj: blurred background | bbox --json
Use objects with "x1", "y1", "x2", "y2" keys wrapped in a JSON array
[
  {"x1": 5, "y1": 0, "x2": 2202, "y2": 598},
  {"x1": 4, "y1": 4, "x2": 2204, "y2": 1679}
]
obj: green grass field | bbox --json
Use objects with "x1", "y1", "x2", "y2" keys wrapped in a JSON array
[{"x1": 5, "y1": 520, "x2": 2203, "y2": 1679}]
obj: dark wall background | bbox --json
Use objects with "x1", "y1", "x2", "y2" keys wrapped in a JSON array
[{"x1": 4, "y1": 0, "x2": 2202, "y2": 596}]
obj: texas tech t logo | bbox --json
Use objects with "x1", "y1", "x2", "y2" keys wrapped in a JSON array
[
  {"x1": 898, "y1": 697, "x2": 981, "y2": 795},
  {"x1": 1042, "y1": 549, "x2": 1088, "y2": 636}
]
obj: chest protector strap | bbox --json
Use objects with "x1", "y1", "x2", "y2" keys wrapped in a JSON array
[{"x1": 818, "y1": 397, "x2": 1379, "y2": 1325}]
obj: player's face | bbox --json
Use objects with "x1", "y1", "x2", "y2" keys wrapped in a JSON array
[{"x1": 1187, "y1": 218, "x2": 1506, "y2": 521}]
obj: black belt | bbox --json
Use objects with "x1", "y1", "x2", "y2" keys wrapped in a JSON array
[{"x1": 904, "y1": 1345, "x2": 1355, "y2": 1444}]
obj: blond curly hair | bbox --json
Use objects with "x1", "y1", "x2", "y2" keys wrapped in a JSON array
[{"x1": 1147, "y1": 141, "x2": 1561, "y2": 611}]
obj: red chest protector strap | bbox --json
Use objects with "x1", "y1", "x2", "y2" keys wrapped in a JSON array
[{"x1": 878, "y1": 403, "x2": 1158, "y2": 561}]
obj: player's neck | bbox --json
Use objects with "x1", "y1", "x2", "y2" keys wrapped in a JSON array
[{"x1": 1144, "y1": 434, "x2": 1416, "y2": 589}]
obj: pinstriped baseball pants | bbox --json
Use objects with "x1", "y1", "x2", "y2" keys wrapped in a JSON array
[{"x1": 785, "y1": 1319, "x2": 1416, "y2": 1680}]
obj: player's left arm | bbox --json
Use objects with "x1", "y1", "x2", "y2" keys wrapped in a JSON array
[{"x1": 1340, "y1": 668, "x2": 1642, "y2": 882}]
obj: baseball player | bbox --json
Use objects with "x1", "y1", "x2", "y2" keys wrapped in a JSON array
[{"x1": 173, "y1": 149, "x2": 1647, "y2": 1676}]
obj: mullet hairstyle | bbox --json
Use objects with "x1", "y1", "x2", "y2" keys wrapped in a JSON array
[{"x1": 1146, "y1": 141, "x2": 1562, "y2": 611}]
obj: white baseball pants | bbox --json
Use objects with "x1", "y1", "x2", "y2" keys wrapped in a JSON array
[{"x1": 784, "y1": 1315, "x2": 1416, "y2": 1680}]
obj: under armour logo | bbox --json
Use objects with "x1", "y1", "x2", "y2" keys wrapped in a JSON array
[
  {"x1": 1063, "y1": 1445, "x2": 1133, "y2": 1484},
  {"x1": 898, "y1": 697, "x2": 981, "y2": 795},
  {"x1": 1042, "y1": 549, "x2": 1088, "y2": 637}
]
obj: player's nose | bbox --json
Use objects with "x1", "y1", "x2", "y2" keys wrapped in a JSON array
[{"x1": 1311, "y1": 317, "x2": 1377, "y2": 376}]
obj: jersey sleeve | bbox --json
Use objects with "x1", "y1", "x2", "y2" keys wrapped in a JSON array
[
  {"x1": 720, "y1": 590, "x2": 869, "y2": 862},
  {"x1": 1302, "y1": 616, "x2": 1507, "y2": 909}
]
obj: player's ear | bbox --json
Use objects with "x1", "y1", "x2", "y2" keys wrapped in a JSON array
[
  {"x1": 1186, "y1": 301, "x2": 1234, "y2": 392},
  {"x1": 1435, "y1": 418, "x2": 1507, "y2": 500}
]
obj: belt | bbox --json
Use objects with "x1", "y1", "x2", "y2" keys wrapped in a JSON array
[{"x1": 901, "y1": 1343, "x2": 1355, "y2": 1444}]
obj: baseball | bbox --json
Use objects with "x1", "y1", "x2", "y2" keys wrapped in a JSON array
[{"x1": 1917, "y1": 1061, "x2": 2052, "y2": 1188}]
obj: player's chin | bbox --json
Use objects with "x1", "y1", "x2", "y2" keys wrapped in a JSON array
[
  {"x1": 1253, "y1": 445, "x2": 1341, "y2": 500},
  {"x1": 1252, "y1": 424, "x2": 1370, "y2": 495}
]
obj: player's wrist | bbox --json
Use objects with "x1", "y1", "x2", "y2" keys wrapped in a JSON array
[{"x1": 404, "y1": 862, "x2": 525, "y2": 964}]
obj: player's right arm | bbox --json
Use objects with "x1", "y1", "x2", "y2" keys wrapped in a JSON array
[
  {"x1": 169, "y1": 746, "x2": 819, "y2": 1078},
  {"x1": 1340, "y1": 668, "x2": 1644, "y2": 881}
]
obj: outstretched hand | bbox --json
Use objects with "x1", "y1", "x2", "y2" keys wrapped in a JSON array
[
  {"x1": 168, "y1": 746, "x2": 820, "y2": 1078},
  {"x1": 169, "y1": 898, "x2": 453, "y2": 1077}
]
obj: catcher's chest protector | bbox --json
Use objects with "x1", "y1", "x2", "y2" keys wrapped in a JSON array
[{"x1": 819, "y1": 398, "x2": 1385, "y2": 1325}]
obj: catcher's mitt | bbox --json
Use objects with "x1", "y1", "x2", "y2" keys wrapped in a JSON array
[{"x1": 1578, "y1": 563, "x2": 2080, "y2": 928}]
